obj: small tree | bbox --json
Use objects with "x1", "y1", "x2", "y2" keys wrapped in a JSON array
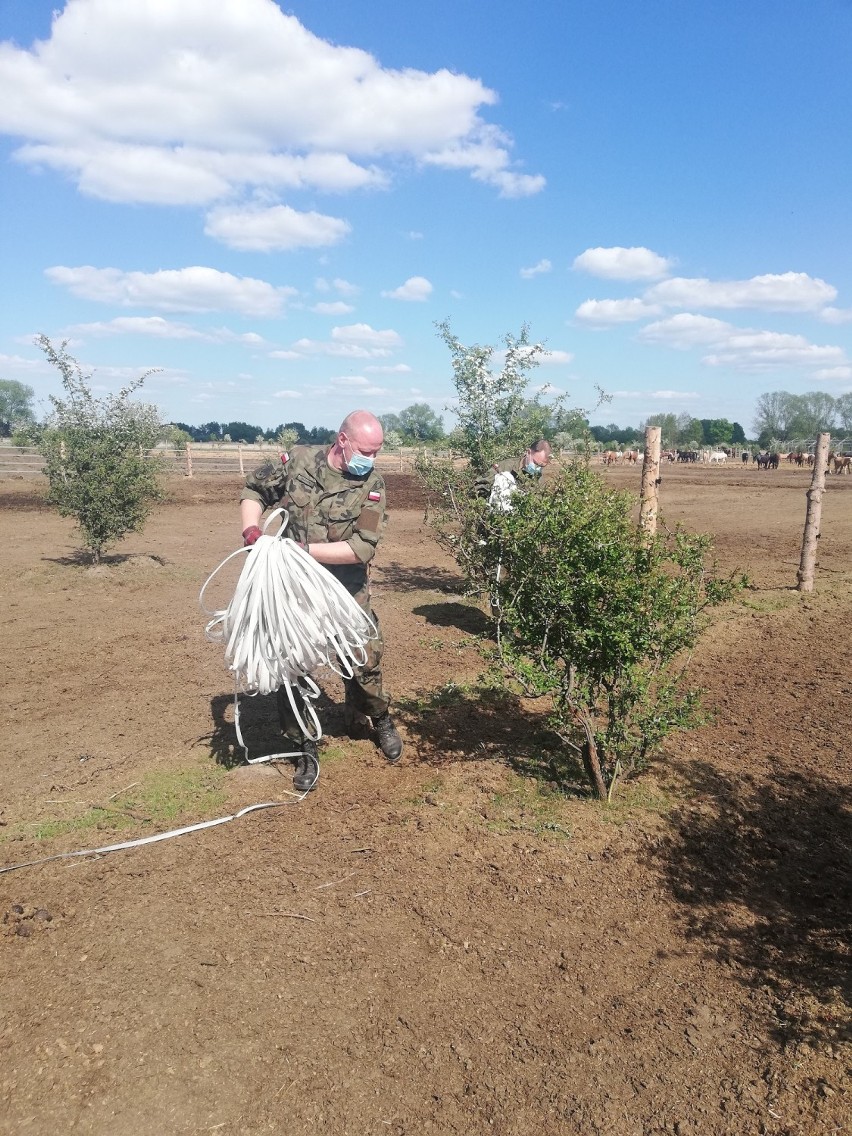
[
  {"x1": 420, "y1": 321, "x2": 589, "y2": 594},
  {"x1": 484, "y1": 464, "x2": 744, "y2": 798},
  {"x1": 33, "y1": 336, "x2": 164, "y2": 564},
  {"x1": 275, "y1": 427, "x2": 300, "y2": 451},
  {"x1": 161, "y1": 424, "x2": 192, "y2": 451},
  {"x1": 419, "y1": 323, "x2": 744, "y2": 800}
]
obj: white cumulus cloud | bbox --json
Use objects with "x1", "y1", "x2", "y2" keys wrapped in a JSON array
[
  {"x1": 520, "y1": 259, "x2": 552, "y2": 279},
  {"x1": 284, "y1": 322, "x2": 404, "y2": 360},
  {"x1": 819, "y1": 306, "x2": 852, "y2": 325},
  {"x1": 311, "y1": 301, "x2": 355, "y2": 315},
  {"x1": 573, "y1": 246, "x2": 673, "y2": 280},
  {"x1": 811, "y1": 366, "x2": 852, "y2": 381},
  {"x1": 540, "y1": 350, "x2": 574, "y2": 365},
  {"x1": 0, "y1": 0, "x2": 543, "y2": 206},
  {"x1": 69, "y1": 316, "x2": 206, "y2": 340},
  {"x1": 66, "y1": 316, "x2": 266, "y2": 345},
  {"x1": 702, "y1": 333, "x2": 844, "y2": 370},
  {"x1": 639, "y1": 314, "x2": 736, "y2": 348},
  {"x1": 315, "y1": 277, "x2": 360, "y2": 297},
  {"x1": 639, "y1": 312, "x2": 846, "y2": 372},
  {"x1": 382, "y1": 276, "x2": 433, "y2": 302},
  {"x1": 329, "y1": 376, "x2": 390, "y2": 396},
  {"x1": 45, "y1": 264, "x2": 297, "y2": 316},
  {"x1": 574, "y1": 298, "x2": 662, "y2": 325},
  {"x1": 204, "y1": 204, "x2": 351, "y2": 251},
  {"x1": 646, "y1": 272, "x2": 836, "y2": 312}
]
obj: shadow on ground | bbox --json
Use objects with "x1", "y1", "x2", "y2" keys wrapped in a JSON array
[
  {"x1": 202, "y1": 687, "x2": 346, "y2": 768},
  {"x1": 412, "y1": 601, "x2": 490, "y2": 634},
  {"x1": 395, "y1": 685, "x2": 588, "y2": 791},
  {"x1": 656, "y1": 760, "x2": 851, "y2": 1045},
  {"x1": 376, "y1": 562, "x2": 465, "y2": 593},
  {"x1": 44, "y1": 551, "x2": 167, "y2": 568}
]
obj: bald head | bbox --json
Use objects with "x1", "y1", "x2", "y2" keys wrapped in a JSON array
[
  {"x1": 329, "y1": 409, "x2": 384, "y2": 474},
  {"x1": 340, "y1": 410, "x2": 383, "y2": 446}
]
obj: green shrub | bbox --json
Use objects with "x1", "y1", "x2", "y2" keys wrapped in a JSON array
[
  {"x1": 33, "y1": 336, "x2": 165, "y2": 564},
  {"x1": 486, "y1": 463, "x2": 745, "y2": 797}
]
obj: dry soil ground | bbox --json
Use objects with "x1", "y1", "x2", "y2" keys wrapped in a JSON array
[{"x1": 0, "y1": 462, "x2": 850, "y2": 1136}]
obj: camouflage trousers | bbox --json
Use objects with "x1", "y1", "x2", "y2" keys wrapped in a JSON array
[{"x1": 276, "y1": 583, "x2": 390, "y2": 740}]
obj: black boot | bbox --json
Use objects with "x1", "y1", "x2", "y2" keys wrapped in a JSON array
[
  {"x1": 293, "y1": 739, "x2": 319, "y2": 793},
  {"x1": 374, "y1": 711, "x2": 403, "y2": 764}
]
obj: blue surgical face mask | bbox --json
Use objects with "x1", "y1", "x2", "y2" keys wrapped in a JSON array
[
  {"x1": 525, "y1": 461, "x2": 542, "y2": 476},
  {"x1": 343, "y1": 439, "x2": 374, "y2": 477}
]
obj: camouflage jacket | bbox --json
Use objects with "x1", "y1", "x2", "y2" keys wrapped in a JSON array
[
  {"x1": 240, "y1": 445, "x2": 388, "y2": 594},
  {"x1": 473, "y1": 457, "x2": 541, "y2": 499}
]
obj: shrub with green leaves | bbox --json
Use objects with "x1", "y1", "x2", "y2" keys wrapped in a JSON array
[
  {"x1": 33, "y1": 336, "x2": 165, "y2": 564},
  {"x1": 424, "y1": 458, "x2": 744, "y2": 799},
  {"x1": 418, "y1": 321, "x2": 742, "y2": 798},
  {"x1": 485, "y1": 462, "x2": 745, "y2": 798}
]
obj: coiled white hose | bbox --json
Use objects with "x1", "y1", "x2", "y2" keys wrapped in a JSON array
[{"x1": 199, "y1": 509, "x2": 377, "y2": 749}]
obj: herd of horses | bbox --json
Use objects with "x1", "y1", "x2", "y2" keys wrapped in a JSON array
[{"x1": 599, "y1": 448, "x2": 852, "y2": 473}]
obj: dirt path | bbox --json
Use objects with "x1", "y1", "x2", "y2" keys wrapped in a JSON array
[{"x1": 0, "y1": 468, "x2": 849, "y2": 1134}]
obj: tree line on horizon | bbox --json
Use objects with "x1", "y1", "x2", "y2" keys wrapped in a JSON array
[{"x1": 2, "y1": 379, "x2": 850, "y2": 450}]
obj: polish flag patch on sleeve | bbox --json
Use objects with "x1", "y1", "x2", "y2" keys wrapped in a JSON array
[
  {"x1": 280, "y1": 452, "x2": 289, "y2": 464},
  {"x1": 368, "y1": 490, "x2": 381, "y2": 502}
]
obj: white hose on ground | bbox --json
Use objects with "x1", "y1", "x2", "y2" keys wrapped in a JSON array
[
  {"x1": 0, "y1": 511, "x2": 369, "y2": 875},
  {"x1": 199, "y1": 508, "x2": 378, "y2": 757}
]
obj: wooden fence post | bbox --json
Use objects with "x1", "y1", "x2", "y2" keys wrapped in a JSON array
[
  {"x1": 796, "y1": 432, "x2": 830, "y2": 592},
  {"x1": 238, "y1": 445, "x2": 245, "y2": 476},
  {"x1": 185, "y1": 441, "x2": 193, "y2": 478},
  {"x1": 639, "y1": 426, "x2": 662, "y2": 543}
]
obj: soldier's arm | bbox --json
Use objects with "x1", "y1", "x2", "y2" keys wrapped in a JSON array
[
  {"x1": 240, "y1": 497, "x2": 263, "y2": 531},
  {"x1": 307, "y1": 541, "x2": 361, "y2": 565},
  {"x1": 239, "y1": 457, "x2": 289, "y2": 536},
  {"x1": 307, "y1": 481, "x2": 387, "y2": 566}
]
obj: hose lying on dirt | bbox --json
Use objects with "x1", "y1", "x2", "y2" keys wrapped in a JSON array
[
  {"x1": 0, "y1": 512, "x2": 367, "y2": 876},
  {"x1": 199, "y1": 507, "x2": 377, "y2": 748}
]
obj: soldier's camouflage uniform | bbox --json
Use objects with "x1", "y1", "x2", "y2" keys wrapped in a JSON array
[
  {"x1": 473, "y1": 457, "x2": 541, "y2": 500},
  {"x1": 240, "y1": 445, "x2": 390, "y2": 740},
  {"x1": 473, "y1": 458, "x2": 543, "y2": 615}
]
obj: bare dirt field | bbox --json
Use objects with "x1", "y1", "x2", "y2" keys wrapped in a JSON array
[{"x1": 1, "y1": 461, "x2": 850, "y2": 1135}]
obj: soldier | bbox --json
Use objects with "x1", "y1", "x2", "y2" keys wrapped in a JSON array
[
  {"x1": 239, "y1": 410, "x2": 402, "y2": 792},
  {"x1": 474, "y1": 438, "x2": 553, "y2": 510},
  {"x1": 472, "y1": 439, "x2": 553, "y2": 617}
]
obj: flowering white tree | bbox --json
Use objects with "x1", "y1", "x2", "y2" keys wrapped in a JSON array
[{"x1": 434, "y1": 320, "x2": 552, "y2": 475}]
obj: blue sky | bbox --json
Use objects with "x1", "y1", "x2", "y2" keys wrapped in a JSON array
[{"x1": 1, "y1": 0, "x2": 850, "y2": 434}]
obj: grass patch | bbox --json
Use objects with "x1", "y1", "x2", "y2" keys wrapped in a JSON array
[
  {"x1": 397, "y1": 676, "x2": 504, "y2": 715},
  {"x1": 2, "y1": 762, "x2": 227, "y2": 845},
  {"x1": 417, "y1": 635, "x2": 448, "y2": 651},
  {"x1": 599, "y1": 779, "x2": 673, "y2": 824},
  {"x1": 318, "y1": 742, "x2": 347, "y2": 766},
  {"x1": 484, "y1": 772, "x2": 573, "y2": 840},
  {"x1": 735, "y1": 591, "x2": 797, "y2": 615},
  {"x1": 405, "y1": 772, "x2": 448, "y2": 806}
]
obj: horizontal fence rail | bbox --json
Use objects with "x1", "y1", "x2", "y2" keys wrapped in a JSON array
[
  {"x1": 3, "y1": 439, "x2": 851, "y2": 478},
  {"x1": 0, "y1": 443, "x2": 441, "y2": 478}
]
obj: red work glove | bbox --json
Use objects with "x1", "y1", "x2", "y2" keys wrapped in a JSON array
[{"x1": 242, "y1": 525, "x2": 263, "y2": 546}]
